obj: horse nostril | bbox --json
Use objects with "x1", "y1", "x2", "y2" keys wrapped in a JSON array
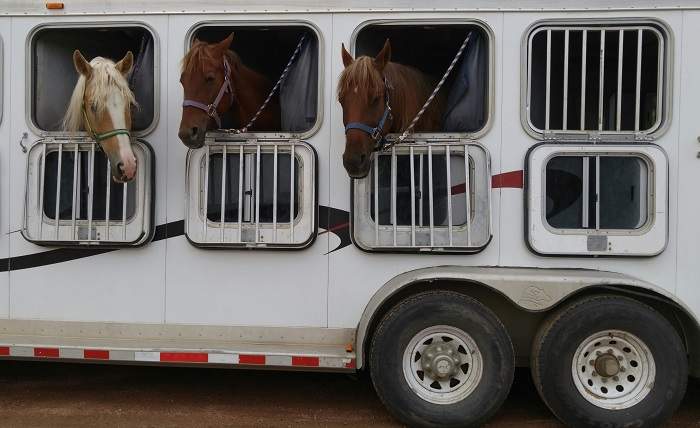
[
  {"x1": 117, "y1": 162, "x2": 125, "y2": 174},
  {"x1": 360, "y1": 153, "x2": 367, "y2": 164},
  {"x1": 191, "y1": 127, "x2": 199, "y2": 138}
]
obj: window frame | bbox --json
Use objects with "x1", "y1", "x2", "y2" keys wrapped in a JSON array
[
  {"x1": 184, "y1": 20, "x2": 324, "y2": 141},
  {"x1": 22, "y1": 137, "x2": 155, "y2": 247},
  {"x1": 25, "y1": 21, "x2": 160, "y2": 137},
  {"x1": 349, "y1": 19, "x2": 495, "y2": 141},
  {"x1": 184, "y1": 137, "x2": 318, "y2": 249},
  {"x1": 351, "y1": 140, "x2": 492, "y2": 253},
  {"x1": 526, "y1": 143, "x2": 668, "y2": 257},
  {"x1": 520, "y1": 18, "x2": 673, "y2": 142}
]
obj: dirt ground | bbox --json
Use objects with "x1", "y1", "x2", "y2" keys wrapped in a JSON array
[{"x1": 0, "y1": 361, "x2": 696, "y2": 427}]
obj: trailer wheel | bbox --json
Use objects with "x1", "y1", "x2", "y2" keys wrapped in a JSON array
[
  {"x1": 531, "y1": 295, "x2": 688, "y2": 427},
  {"x1": 369, "y1": 291, "x2": 514, "y2": 427}
]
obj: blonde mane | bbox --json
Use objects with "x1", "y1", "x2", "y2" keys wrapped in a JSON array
[{"x1": 62, "y1": 56, "x2": 137, "y2": 132}]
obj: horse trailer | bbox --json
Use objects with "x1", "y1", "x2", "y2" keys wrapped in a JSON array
[{"x1": 0, "y1": 0, "x2": 699, "y2": 426}]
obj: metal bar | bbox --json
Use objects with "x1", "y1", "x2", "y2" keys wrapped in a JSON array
[
  {"x1": 582, "y1": 156, "x2": 589, "y2": 228},
  {"x1": 237, "y1": 145, "x2": 243, "y2": 242},
  {"x1": 202, "y1": 145, "x2": 210, "y2": 239},
  {"x1": 545, "y1": 29, "x2": 551, "y2": 130},
  {"x1": 580, "y1": 30, "x2": 588, "y2": 130},
  {"x1": 122, "y1": 182, "x2": 127, "y2": 241},
  {"x1": 428, "y1": 145, "x2": 434, "y2": 247},
  {"x1": 409, "y1": 146, "x2": 416, "y2": 247},
  {"x1": 254, "y1": 145, "x2": 261, "y2": 243},
  {"x1": 635, "y1": 29, "x2": 642, "y2": 131},
  {"x1": 595, "y1": 155, "x2": 601, "y2": 230},
  {"x1": 374, "y1": 153, "x2": 379, "y2": 245},
  {"x1": 464, "y1": 145, "x2": 471, "y2": 247},
  {"x1": 290, "y1": 143, "x2": 295, "y2": 241},
  {"x1": 54, "y1": 144, "x2": 63, "y2": 239},
  {"x1": 38, "y1": 144, "x2": 47, "y2": 239},
  {"x1": 563, "y1": 29, "x2": 569, "y2": 130},
  {"x1": 220, "y1": 145, "x2": 227, "y2": 243},
  {"x1": 105, "y1": 158, "x2": 111, "y2": 239},
  {"x1": 419, "y1": 154, "x2": 424, "y2": 227},
  {"x1": 616, "y1": 30, "x2": 624, "y2": 131},
  {"x1": 272, "y1": 144, "x2": 278, "y2": 242},
  {"x1": 87, "y1": 144, "x2": 95, "y2": 240},
  {"x1": 391, "y1": 147, "x2": 397, "y2": 247},
  {"x1": 655, "y1": 31, "x2": 664, "y2": 132},
  {"x1": 71, "y1": 144, "x2": 78, "y2": 240},
  {"x1": 598, "y1": 29, "x2": 606, "y2": 131},
  {"x1": 445, "y1": 146, "x2": 453, "y2": 246}
]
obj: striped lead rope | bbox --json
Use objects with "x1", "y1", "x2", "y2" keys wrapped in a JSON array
[
  {"x1": 384, "y1": 32, "x2": 473, "y2": 150},
  {"x1": 232, "y1": 35, "x2": 307, "y2": 134}
]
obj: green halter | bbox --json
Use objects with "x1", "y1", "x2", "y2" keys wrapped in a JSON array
[{"x1": 82, "y1": 105, "x2": 131, "y2": 143}]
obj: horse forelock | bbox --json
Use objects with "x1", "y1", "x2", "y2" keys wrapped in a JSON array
[
  {"x1": 181, "y1": 40, "x2": 239, "y2": 75},
  {"x1": 337, "y1": 57, "x2": 384, "y2": 103}
]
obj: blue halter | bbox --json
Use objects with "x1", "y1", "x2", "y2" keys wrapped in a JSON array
[{"x1": 344, "y1": 78, "x2": 393, "y2": 152}]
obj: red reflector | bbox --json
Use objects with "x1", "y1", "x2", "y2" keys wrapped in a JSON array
[
  {"x1": 160, "y1": 352, "x2": 208, "y2": 363},
  {"x1": 238, "y1": 354, "x2": 265, "y2": 365},
  {"x1": 45, "y1": 2, "x2": 65, "y2": 9},
  {"x1": 291, "y1": 356, "x2": 319, "y2": 367},
  {"x1": 0, "y1": 347, "x2": 9, "y2": 356},
  {"x1": 34, "y1": 348, "x2": 59, "y2": 358},
  {"x1": 84, "y1": 349, "x2": 109, "y2": 360},
  {"x1": 345, "y1": 359, "x2": 356, "y2": 369}
]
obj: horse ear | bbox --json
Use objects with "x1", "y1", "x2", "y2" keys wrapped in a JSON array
[
  {"x1": 116, "y1": 51, "x2": 134, "y2": 76},
  {"x1": 341, "y1": 43, "x2": 354, "y2": 68},
  {"x1": 217, "y1": 32, "x2": 234, "y2": 53},
  {"x1": 374, "y1": 39, "x2": 391, "y2": 71},
  {"x1": 73, "y1": 50, "x2": 92, "y2": 78}
]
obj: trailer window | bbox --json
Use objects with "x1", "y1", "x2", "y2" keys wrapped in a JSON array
[
  {"x1": 526, "y1": 144, "x2": 667, "y2": 256},
  {"x1": 23, "y1": 139, "x2": 155, "y2": 247},
  {"x1": 185, "y1": 139, "x2": 317, "y2": 249},
  {"x1": 525, "y1": 21, "x2": 669, "y2": 139},
  {"x1": 354, "y1": 22, "x2": 492, "y2": 135},
  {"x1": 353, "y1": 142, "x2": 490, "y2": 252},
  {"x1": 30, "y1": 25, "x2": 156, "y2": 133},
  {"x1": 190, "y1": 24, "x2": 320, "y2": 134}
]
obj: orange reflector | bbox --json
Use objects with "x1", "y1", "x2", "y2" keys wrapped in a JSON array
[
  {"x1": 345, "y1": 342, "x2": 353, "y2": 353},
  {"x1": 45, "y1": 2, "x2": 64, "y2": 9}
]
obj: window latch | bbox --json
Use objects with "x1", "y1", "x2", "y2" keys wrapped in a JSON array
[{"x1": 18, "y1": 132, "x2": 28, "y2": 153}]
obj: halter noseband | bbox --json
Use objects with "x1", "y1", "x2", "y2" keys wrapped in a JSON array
[
  {"x1": 81, "y1": 105, "x2": 131, "y2": 143},
  {"x1": 182, "y1": 58, "x2": 234, "y2": 128},
  {"x1": 344, "y1": 77, "x2": 393, "y2": 152}
]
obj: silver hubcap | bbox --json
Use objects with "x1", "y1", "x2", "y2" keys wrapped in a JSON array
[
  {"x1": 403, "y1": 325, "x2": 483, "y2": 405},
  {"x1": 572, "y1": 330, "x2": 655, "y2": 410}
]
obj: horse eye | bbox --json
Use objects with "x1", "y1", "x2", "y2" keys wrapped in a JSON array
[
  {"x1": 90, "y1": 103, "x2": 98, "y2": 113},
  {"x1": 205, "y1": 74, "x2": 215, "y2": 83},
  {"x1": 371, "y1": 96, "x2": 380, "y2": 105}
]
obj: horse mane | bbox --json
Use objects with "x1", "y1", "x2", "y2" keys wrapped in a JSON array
[
  {"x1": 337, "y1": 56, "x2": 441, "y2": 132},
  {"x1": 62, "y1": 57, "x2": 137, "y2": 132}
]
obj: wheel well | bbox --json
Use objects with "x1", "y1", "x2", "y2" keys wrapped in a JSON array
[{"x1": 361, "y1": 280, "x2": 700, "y2": 377}]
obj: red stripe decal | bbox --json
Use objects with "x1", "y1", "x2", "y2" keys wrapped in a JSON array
[
  {"x1": 0, "y1": 346, "x2": 9, "y2": 356},
  {"x1": 239, "y1": 354, "x2": 266, "y2": 365},
  {"x1": 345, "y1": 359, "x2": 356, "y2": 369},
  {"x1": 160, "y1": 352, "x2": 208, "y2": 363},
  {"x1": 84, "y1": 349, "x2": 110, "y2": 360},
  {"x1": 34, "y1": 347, "x2": 59, "y2": 358},
  {"x1": 491, "y1": 170, "x2": 524, "y2": 189},
  {"x1": 291, "y1": 356, "x2": 319, "y2": 367}
]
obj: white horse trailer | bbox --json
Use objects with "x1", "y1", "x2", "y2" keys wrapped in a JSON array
[{"x1": 0, "y1": 0, "x2": 699, "y2": 426}]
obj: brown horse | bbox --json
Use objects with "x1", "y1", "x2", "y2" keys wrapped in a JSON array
[
  {"x1": 63, "y1": 50, "x2": 138, "y2": 182},
  {"x1": 179, "y1": 33, "x2": 281, "y2": 148},
  {"x1": 338, "y1": 40, "x2": 445, "y2": 178}
]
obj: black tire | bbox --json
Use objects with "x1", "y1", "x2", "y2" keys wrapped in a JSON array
[
  {"x1": 531, "y1": 295, "x2": 688, "y2": 427},
  {"x1": 369, "y1": 291, "x2": 514, "y2": 428}
]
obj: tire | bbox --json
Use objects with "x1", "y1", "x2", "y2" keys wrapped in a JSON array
[
  {"x1": 531, "y1": 295, "x2": 688, "y2": 427},
  {"x1": 369, "y1": 291, "x2": 514, "y2": 428}
]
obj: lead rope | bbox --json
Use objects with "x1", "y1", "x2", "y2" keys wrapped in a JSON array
[
  {"x1": 231, "y1": 35, "x2": 307, "y2": 134},
  {"x1": 383, "y1": 32, "x2": 472, "y2": 151}
]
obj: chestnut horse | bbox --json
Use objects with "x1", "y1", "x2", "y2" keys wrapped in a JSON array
[
  {"x1": 179, "y1": 33, "x2": 281, "y2": 148},
  {"x1": 62, "y1": 50, "x2": 138, "y2": 182},
  {"x1": 338, "y1": 40, "x2": 445, "y2": 178}
]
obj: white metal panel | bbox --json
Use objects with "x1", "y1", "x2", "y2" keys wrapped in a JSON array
[{"x1": 0, "y1": 19, "x2": 11, "y2": 318}]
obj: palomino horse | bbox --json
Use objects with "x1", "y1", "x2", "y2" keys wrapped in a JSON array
[
  {"x1": 62, "y1": 50, "x2": 138, "y2": 183},
  {"x1": 338, "y1": 40, "x2": 445, "y2": 178},
  {"x1": 179, "y1": 33, "x2": 280, "y2": 148}
]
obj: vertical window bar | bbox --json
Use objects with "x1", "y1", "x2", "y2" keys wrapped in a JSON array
[
  {"x1": 445, "y1": 146, "x2": 453, "y2": 246},
  {"x1": 580, "y1": 30, "x2": 588, "y2": 130},
  {"x1": 418, "y1": 154, "x2": 424, "y2": 227},
  {"x1": 655, "y1": 31, "x2": 664, "y2": 132},
  {"x1": 87, "y1": 144, "x2": 95, "y2": 240},
  {"x1": 237, "y1": 145, "x2": 244, "y2": 242},
  {"x1": 595, "y1": 155, "x2": 601, "y2": 230},
  {"x1": 616, "y1": 30, "x2": 624, "y2": 131},
  {"x1": 254, "y1": 145, "x2": 261, "y2": 243},
  {"x1": 54, "y1": 144, "x2": 63, "y2": 239},
  {"x1": 71, "y1": 144, "x2": 78, "y2": 240},
  {"x1": 272, "y1": 145, "x2": 278, "y2": 242},
  {"x1": 38, "y1": 144, "x2": 47, "y2": 239},
  {"x1": 582, "y1": 156, "x2": 589, "y2": 228},
  {"x1": 428, "y1": 145, "x2": 434, "y2": 247},
  {"x1": 290, "y1": 143, "x2": 295, "y2": 241},
  {"x1": 122, "y1": 182, "x2": 127, "y2": 241},
  {"x1": 202, "y1": 144, "x2": 210, "y2": 239},
  {"x1": 545, "y1": 29, "x2": 552, "y2": 130},
  {"x1": 409, "y1": 146, "x2": 416, "y2": 247},
  {"x1": 563, "y1": 29, "x2": 570, "y2": 130},
  {"x1": 598, "y1": 30, "x2": 606, "y2": 131},
  {"x1": 374, "y1": 154, "x2": 379, "y2": 245},
  {"x1": 220, "y1": 145, "x2": 227, "y2": 243},
  {"x1": 464, "y1": 145, "x2": 471, "y2": 247},
  {"x1": 105, "y1": 159, "x2": 111, "y2": 239},
  {"x1": 391, "y1": 147, "x2": 397, "y2": 247},
  {"x1": 635, "y1": 29, "x2": 643, "y2": 131}
]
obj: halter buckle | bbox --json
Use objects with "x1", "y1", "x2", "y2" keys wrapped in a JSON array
[{"x1": 206, "y1": 104, "x2": 218, "y2": 117}]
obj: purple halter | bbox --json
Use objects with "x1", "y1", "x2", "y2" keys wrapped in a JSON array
[{"x1": 182, "y1": 58, "x2": 233, "y2": 128}]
